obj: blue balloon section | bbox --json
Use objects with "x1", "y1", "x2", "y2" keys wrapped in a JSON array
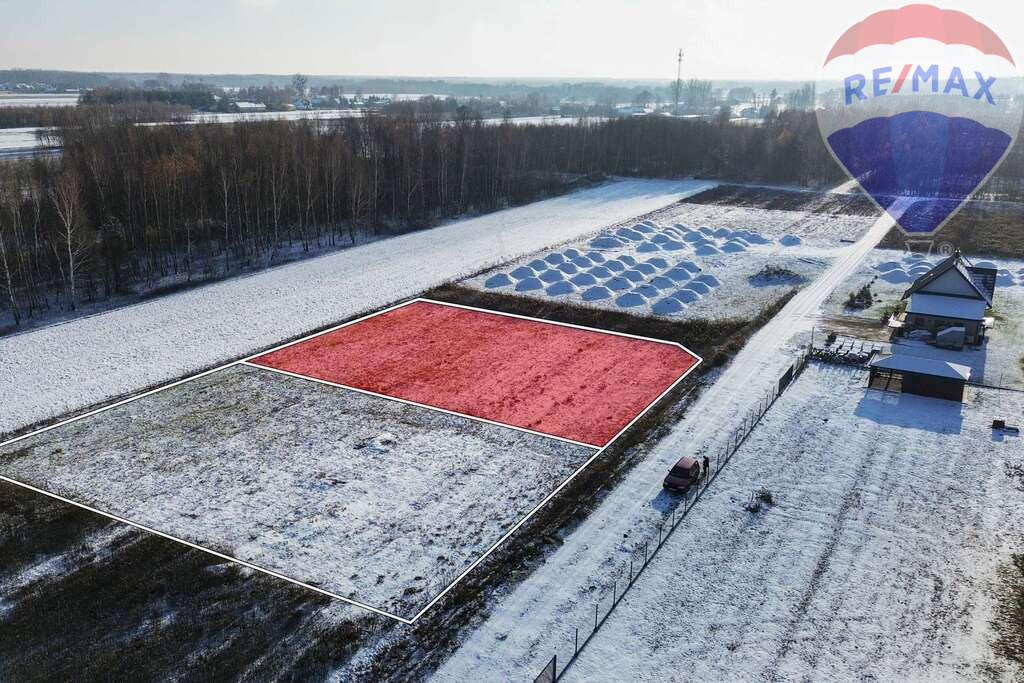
[{"x1": 827, "y1": 111, "x2": 1011, "y2": 233}]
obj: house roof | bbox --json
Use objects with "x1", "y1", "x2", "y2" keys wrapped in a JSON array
[
  {"x1": 869, "y1": 353, "x2": 971, "y2": 381},
  {"x1": 906, "y1": 293, "x2": 987, "y2": 320},
  {"x1": 901, "y1": 252, "x2": 993, "y2": 305}
]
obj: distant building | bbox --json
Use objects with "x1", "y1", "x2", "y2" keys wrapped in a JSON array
[
  {"x1": 231, "y1": 101, "x2": 267, "y2": 113},
  {"x1": 868, "y1": 354, "x2": 971, "y2": 402},
  {"x1": 889, "y1": 250, "x2": 995, "y2": 348}
]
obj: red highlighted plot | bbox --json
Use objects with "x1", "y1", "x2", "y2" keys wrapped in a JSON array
[{"x1": 250, "y1": 300, "x2": 699, "y2": 446}]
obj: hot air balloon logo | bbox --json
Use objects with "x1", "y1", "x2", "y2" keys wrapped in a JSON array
[{"x1": 816, "y1": 4, "x2": 1024, "y2": 234}]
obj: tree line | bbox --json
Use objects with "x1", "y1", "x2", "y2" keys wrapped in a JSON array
[
  {"x1": 0, "y1": 102, "x2": 192, "y2": 129},
  {"x1": 0, "y1": 111, "x2": 861, "y2": 327}
]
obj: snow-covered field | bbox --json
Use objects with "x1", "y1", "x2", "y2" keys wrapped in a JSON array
[
  {"x1": 823, "y1": 249, "x2": 1024, "y2": 390},
  {"x1": 463, "y1": 202, "x2": 876, "y2": 321},
  {"x1": 0, "y1": 178, "x2": 712, "y2": 438},
  {"x1": 562, "y1": 363, "x2": 1024, "y2": 681},
  {"x1": 0, "y1": 364, "x2": 592, "y2": 620}
]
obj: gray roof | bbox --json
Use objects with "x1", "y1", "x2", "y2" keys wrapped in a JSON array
[
  {"x1": 869, "y1": 353, "x2": 971, "y2": 381},
  {"x1": 901, "y1": 251, "x2": 992, "y2": 306}
]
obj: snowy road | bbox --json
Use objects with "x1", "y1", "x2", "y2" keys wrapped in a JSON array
[
  {"x1": 0, "y1": 178, "x2": 712, "y2": 436},
  {"x1": 432, "y1": 202, "x2": 896, "y2": 680}
]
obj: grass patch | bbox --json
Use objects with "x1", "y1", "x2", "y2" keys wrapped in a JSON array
[
  {"x1": 993, "y1": 553, "x2": 1024, "y2": 667},
  {"x1": 878, "y1": 200, "x2": 1024, "y2": 258},
  {"x1": 682, "y1": 184, "x2": 878, "y2": 216}
]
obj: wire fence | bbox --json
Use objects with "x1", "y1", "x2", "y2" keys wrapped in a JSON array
[{"x1": 534, "y1": 346, "x2": 811, "y2": 681}]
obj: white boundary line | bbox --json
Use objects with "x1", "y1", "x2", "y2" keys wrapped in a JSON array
[
  {"x1": 0, "y1": 474, "x2": 415, "y2": 623},
  {"x1": 0, "y1": 296, "x2": 702, "y2": 624}
]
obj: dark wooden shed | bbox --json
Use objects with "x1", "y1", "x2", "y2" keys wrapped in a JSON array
[{"x1": 868, "y1": 354, "x2": 971, "y2": 402}]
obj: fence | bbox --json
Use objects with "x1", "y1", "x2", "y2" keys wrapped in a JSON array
[{"x1": 534, "y1": 346, "x2": 810, "y2": 681}]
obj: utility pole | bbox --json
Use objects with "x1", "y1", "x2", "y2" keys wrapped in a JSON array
[{"x1": 673, "y1": 48, "x2": 684, "y2": 115}]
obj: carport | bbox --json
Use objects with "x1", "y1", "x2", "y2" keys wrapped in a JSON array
[{"x1": 868, "y1": 354, "x2": 971, "y2": 402}]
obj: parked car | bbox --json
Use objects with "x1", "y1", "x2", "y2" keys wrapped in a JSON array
[{"x1": 663, "y1": 456, "x2": 702, "y2": 492}]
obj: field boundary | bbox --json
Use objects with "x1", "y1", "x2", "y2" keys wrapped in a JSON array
[{"x1": 0, "y1": 298, "x2": 701, "y2": 625}]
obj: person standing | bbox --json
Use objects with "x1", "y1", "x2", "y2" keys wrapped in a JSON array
[{"x1": 702, "y1": 455, "x2": 710, "y2": 479}]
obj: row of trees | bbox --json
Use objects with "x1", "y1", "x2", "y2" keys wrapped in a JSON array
[
  {"x1": 0, "y1": 102, "x2": 192, "y2": 129},
  {"x1": 0, "y1": 112, "x2": 845, "y2": 326}
]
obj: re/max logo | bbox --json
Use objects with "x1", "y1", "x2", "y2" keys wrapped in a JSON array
[{"x1": 844, "y1": 65, "x2": 996, "y2": 105}]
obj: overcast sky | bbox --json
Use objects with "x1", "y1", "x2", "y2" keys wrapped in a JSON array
[{"x1": 3, "y1": 0, "x2": 1024, "y2": 80}]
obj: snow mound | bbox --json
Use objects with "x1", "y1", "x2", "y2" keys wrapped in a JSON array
[
  {"x1": 544, "y1": 252, "x2": 565, "y2": 265},
  {"x1": 996, "y1": 272, "x2": 1015, "y2": 286},
  {"x1": 779, "y1": 234, "x2": 802, "y2": 246},
  {"x1": 633, "y1": 284, "x2": 661, "y2": 299},
  {"x1": 484, "y1": 274, "x2": 514, "y2": 288},
  {"x1": 637, "y1": 242, "x2": 661, "y2": 253},
  {"x1": 586, "y1": 251, "x2": 606, "y2": 263},
  {"x1": 649, "y1": 276, "x2": 675, "y2": 290},
  {"x1": 620, "y1": 255, "x2": 638, "y2": 266},
  {"x1": 615, "y1": 293, "x2": 647, "y2": 308},
  {"x1": 974, "y1": 261, "x2": 997, "y2": 270},
  {"x1": 633, "y1": 223, "x2": 656, "y2": 234},
  {"x1": 659, "y1": 240, "x2": 687, "y2": 250},
  {"x1": 510, "y1": 266, "x2": 535, "y2": 280},
  {"x1": 695, "y1": 244, "x2": 721, "y2": 256},
  {"x1": 713, "y1": 227, "x2": 732, "y2": 238},
  {"x1": 571, "y1": 272, "x2": 598, "y2": 286},
  {"x1": 516, "y1": 277, "x2": 543, "y2": 291},
  {"x1": 698, "y1": 226, "x2": 715, "y2": 237},
  {"x1": 634, "y1": 263, "x2": 657, "y2": 275},
  {"x1": 564, "y1": 248, "x2": 582, "y2": 259},
  {"x1": 686, "y1": 281, "x2": 711, "y2": 294},
  {"x1": 875, "y1": 261, "x2": 902, "y2": 272},
  {"x1": 616, "y1": 228, "x2": 644, "y2": 241},
  {"x1": 606, "y1": 277, "x2": 631, "y2": 291},
  {"x1": 663, "y1": 268, "x2": 692, "y2": 282},
  {"x1": 677, "y1": 260, "x2": 701, "y2": 273},
  {"x1": 682, "y1": 231, "x2": 704, "y2": 243},
  {"x1": 556, "y1": 262, "x2": 579, "y2": 274},
  {"x1": 621, "y1": 269, "x2": 645, "y2": 282},
  {"x1": 671, "y1": 288, "x2": 700, "y2": 302},
  {"x1": 652, "y1": 298, "x2": 685, "y2": 315},
  {"x1": 539, "y1": 269, "x2": 564, "y2": 283},
  {"x1": 604, "y1": 259, "x2": 626, "y2": 272},
  {"x1": 582, "y1": 286, "x2": 612, "y2": 301},
  {"x1": 571, "y1": 257, "x2": 593, "y2": 268},
  {"x1": 880, "y1": 269, "x2": 912, "y2": 283},
  {"x1": 695, "y1": 274, "x2": 720, "y2": 287},
  {"x1": 651, "y1": 233, "x2": 670, "y2": 244},
  {"x1": 588, "y1": 266, "x2": 612, "y2": 279},
  {"x1": 591, "y1": 236, "x2": 623, "y2": 249},
  {"x1": 645, "y1": 257, "x2": 669, "y2": 269},
  {"x1": 546, "y1": 280, "x2": 576, "y2": 296},
  {"x1": 721, "y1": 241, "x2": 747, "y2": 253},
  {"x1": 527, "y1": 259, "x2": 548, "y2": 271}
]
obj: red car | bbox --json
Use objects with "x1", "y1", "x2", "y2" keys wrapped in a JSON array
[{"x1": 663, "y1": 456, "x2": 702, "y2": 492}]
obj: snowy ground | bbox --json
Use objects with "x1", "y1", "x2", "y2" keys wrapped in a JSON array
[
  {"x1": 561, "y1": 363, "x2": 1024, "y2": 682},
  {"x1": 0, "y1": 364, "x2": 592, "y2": 620},
  {"x1": 433, "y1": 210, "x2": 896, "y2": 681},
  {"x1": 821, "y1": 249, "x2": 1024, "y2": 390},
  {"x1": 463, "y1": 201, "x2": 876, "y2": 322},
  {"x1": 0, "y1": 177, "x2": 713, "y2": 437}
]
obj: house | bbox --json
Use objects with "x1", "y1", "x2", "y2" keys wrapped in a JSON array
[
  {"x1": 868, "y1": 353, "x2": 971, "y2": 402},
  {"x1": 889, "y1": 250, "x2": 995, "y2": 347},
  {"x1": 231, "y1": 101, "x2": 267, "y2": 113}
]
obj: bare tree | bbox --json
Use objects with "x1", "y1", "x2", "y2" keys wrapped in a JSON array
[{"x1": 49, "y1": 169, "x2": 91, "y2": 310}]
